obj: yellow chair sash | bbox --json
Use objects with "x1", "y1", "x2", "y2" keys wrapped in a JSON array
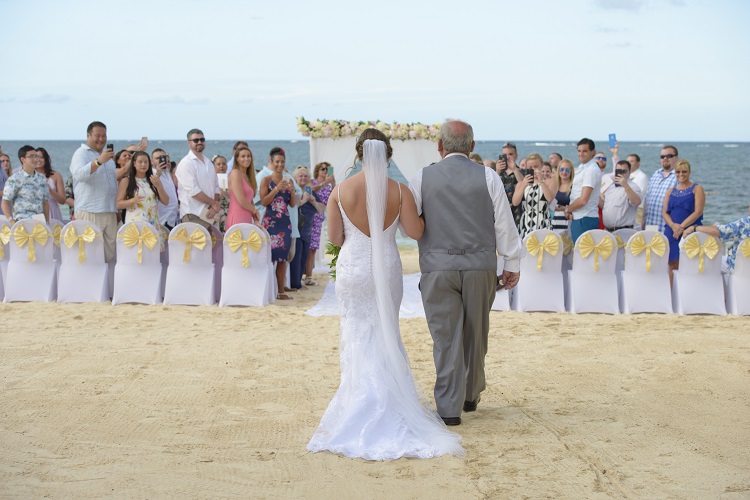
[
  {"x1": 615, "y1": 234, "x2": 625, "y2": 249},
  {"x1": 577, "y1": 233, "x2": 614, "y2": 272},
  {"x1": 560, "y1": 232, "x2": 573, "y2": 256},
  {"x1": 739, "y1": 239, "x2": 750, "y2": 259},
  {"x1": 227, "y1": 230, "x2": 263, "y2": 268},
  {"x1": 169, "y1": 228, "x2": 207, "y2": 263},
  {"x1": 118, "y1": 224, "x2": 158, "y2": 264},
  {"x1": 627, "y1": 233, "x2": 666, "y2": 272},
  {"x1": 526, "y1": 233, "x2": 559, "y2": 271},
  {"x1": 13, "y1": 223, "x2": 49, "y2": 262},
  {"x1": 63, "y1": 225, "x2": 101, "y2": 264},
  {"x1": 684, "y1": 235, "x2": 720, "y2": 273},
  {"x1": 0, "y1": 225, "x2": 11, "y2": 259},
  {"x1": 52, "y1": 225, "x2": 62, "y2": 247}
]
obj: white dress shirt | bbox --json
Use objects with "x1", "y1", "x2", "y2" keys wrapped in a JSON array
[
  {"x1": 70, "y1": 143, "x2": 117, "y2": 213},
  {"x1": 602, "y1": 183, "x2": 642, "y2": 228},
  {"x1": 175, "y1": 151, "x2": 220, "y2": 219},
  {"x1": 157, "y1": 169, "x2": 179, "y2": 226},
  {"x1": 570, "y1": 158, "x2": 602, "y2": 220}
]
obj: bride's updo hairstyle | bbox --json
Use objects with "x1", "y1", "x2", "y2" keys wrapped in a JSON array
[{"x1": 356, "y1": 128, "x2": 393, "y2": 161}]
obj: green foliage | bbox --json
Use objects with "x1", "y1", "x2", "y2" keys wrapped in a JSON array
[{"x1": 326, "y1": 241, "x2": 341, "y2": 282}]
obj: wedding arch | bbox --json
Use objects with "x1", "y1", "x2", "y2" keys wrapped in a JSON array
[{"x1": 297, "y1": 117, "x2": 443, "y2": 182}]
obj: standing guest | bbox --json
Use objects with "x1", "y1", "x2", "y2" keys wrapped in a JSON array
[
  {"x1": 599, "y1": 160, "x2": 642, "y2": 231},
  {"x1": 548, "y1": 153, "x2": 562, "y2": 170},
  {"x1": 594, "y1": 152, "x2": 608, "y2": 173},
  {"x1": 0, "y1": 152, "x2": 12, "y2": 178},
  {"x1": 307, "y1": 161, "x2": 335, "y2": 283},
  {"x1": 551, "y1": 159, "x2": 575, "y2": 231},
  {"x1": 175, "y1": 129, "x2": 221, "y2": 232},
  {"x1": 260, "y1": 151, "x2": 297, "y2": 300},
  {"x1": 512, "y1": 153, "x2": 557, "y2": 239},
  {"x1": 609, "y1": 143, "x2": 649, "y2": 229},
  {"x1": 64, "y1": 177, "x2": 75, "y2": 219},
  {"x1": 212, "y1": 155, "x2": 231, "y2": 232},
  {"x1": 1, "y1": 145, "x2": 49, "y2": 224},
  {"x1": 290, "y1": 166, "x2": 325, "y2": 290},
  {"x1": 565, "y1": 138, "x2": 601, "y2": 243},
  {"x1": 35, "y1": 147, "x2": 65, "y2": 222},
  {"x1": 226, "y1": 146, "x2": 260, "y2": 229},
  {"x1": 226, "y1": 141, "x2": 249, "y2": 170},
  {"x1": 645, "y1": 146, "x2": 679, "y2": 232},
  {"x1": 115, "y1": 149, "x2": 133, "y2": 174},
  {"x1": 682, "y1": 203, "x2": 750, "y2": 273},
  {"x1": 116, "y1": 151, "x2": 169, "y2": 228},
  {"x1": 482, "y1": 159, "x2": 496, "y2": 169},
  {"x1": 70, "y1": 121, "x2": 124, "y2": 263},
  {"x1": 495, "y1": 142, "x2": 523, "y2": 224},
  {"x1": 594, "y1": 151, "x2": 609, "y2": 229},
  {"x1": 469, "y1": 153, "x2": 483, "y2": 165},
  {"x1": 663, "y1": 159, "x2": 704, "y2": 281},
  {"x1": 151, "y1": 149, "x2": 179, "y2": 231}
]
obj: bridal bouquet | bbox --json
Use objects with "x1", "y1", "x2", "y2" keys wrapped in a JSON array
[
  {"x1": 326, "y1": 241, "x2": 340, "y2": 282},
  {"x1": 297, "y1": 117, "x2": 441, "y2": 141}
]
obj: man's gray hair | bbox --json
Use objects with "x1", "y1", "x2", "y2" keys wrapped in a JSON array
[
  {"x1": 187, "y1": 128, "x2": 203, "y2": 139},
  {"x1": 440, "y1": 120, "x2": 473, "y2": 153}
]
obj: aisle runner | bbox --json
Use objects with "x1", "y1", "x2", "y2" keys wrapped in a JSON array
[{"x1": 304, "y1": 273, "x2": 426, "y2": 318}]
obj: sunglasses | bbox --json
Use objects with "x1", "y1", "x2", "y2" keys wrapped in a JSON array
[
  {"x1": 675, "y1": 170, "x2": 689, "y2": 174},
  {"x1": 595, "y1": 156, "x2": 606, "y2": 161},
  {"x1": 660, "y1": 154, "x2": 677, "y2": 160},
  {"x1": 319, "y1": 167, "x2": 328, "y2": 171},
  {"x1": 502, "y1": 142, "x2": 516, "y2": 149},
  {"x1": 558, "y1": 168, "x2": 571, "y2": 173},
  {"x1": 190, "y1": 138, "x2": 206, "y2": 144}
]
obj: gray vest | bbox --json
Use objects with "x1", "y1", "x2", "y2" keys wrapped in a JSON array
[{"x1": 418, "y1": 155, "x2": 497, "y2": 273}]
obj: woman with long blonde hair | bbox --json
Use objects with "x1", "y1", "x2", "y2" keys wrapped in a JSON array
[{"x1": 552, "y1": 158, "x2": 575, "y2": 231}]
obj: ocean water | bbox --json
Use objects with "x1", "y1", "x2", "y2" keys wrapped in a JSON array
[{"x1": 2, "y1": 139, "x2": 747, "y2": 226}]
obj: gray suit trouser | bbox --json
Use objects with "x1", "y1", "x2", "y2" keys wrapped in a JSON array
[{"x1": 420, "y1": 269, "x2": 496, "y2": 418}]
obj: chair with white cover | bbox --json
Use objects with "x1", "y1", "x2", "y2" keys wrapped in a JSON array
[
  {"x1": 620, "y1": 231, "x2": 672, "y2": 314},
  {"x1": 0, "y1": 217, "x2": 11, "y2": 299},
  {"x1": 112, "y1": 221, "x2": 163, "y2": 305},
  {"x1": 57, "y1": 220, "x2": 108, "y2": 303},
  {"x1": 220, "y1": 223, "x2": 271, "y2": 307},
  {"x1": 163, "y1": 222, "x2": 214, "y2": 306},
  {"x1": 725, "y1": 238, "x2": 750, "y2": 315},
  {"x1": 491, "y1": 255, "x2": 511, "y2": 311},
  {"x1": 255, "y1": 225, "x2": 276, "y2": 304},
  {"x1": 511, "y1": 229, "x2": 565, "y2": 312},
  {"x1": 567, "y1": 230, "x2": 619, "y2": 314},
  {"x1": 672, "y1": 232, "x2": 726, "y2": 315},
  {"x1": 4, "y1": 219, "x2": 56, "y2": 302}
]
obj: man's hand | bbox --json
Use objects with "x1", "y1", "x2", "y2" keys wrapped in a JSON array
[
  {"x1": 609, "y1": 141, "x2": 619, "y2": 155},
  {"x1": 97, "y1": 149, "x2": 115, "y2": 165},
  {"x1": 495, "y1": 158, "x2": 507, "y2": 174},
  {"x1": 499, "y1": 270, "x2": 520, "y2": 290},
  {"x1": 137, "y1": 137, "x2": 149, "y2": 151}
]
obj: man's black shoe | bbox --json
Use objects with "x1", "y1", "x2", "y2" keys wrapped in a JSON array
[
  {"x1": 463, "y1": 396, "x2": 480, "y2": 412},
  {"x1": 441, "y1": 416, "x2": 461, "y2": 426}
]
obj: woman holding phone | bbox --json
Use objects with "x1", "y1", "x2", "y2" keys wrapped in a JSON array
[{"x1": 512, "y1": 153, "x2": 558, "y2": 238}]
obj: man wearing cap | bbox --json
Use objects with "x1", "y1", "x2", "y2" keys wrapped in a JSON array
[{"x1": 175, "y1": 128, "x2": 220, "y2": 231}]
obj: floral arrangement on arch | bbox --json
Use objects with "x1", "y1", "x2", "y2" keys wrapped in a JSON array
[{"x1": 297, "y1": 117, "x2": 442, "y2": 141}]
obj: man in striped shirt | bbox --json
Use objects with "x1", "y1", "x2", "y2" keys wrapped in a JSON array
[{"x1": 644, "y1": 145, "x2": 679, "y2": 233}]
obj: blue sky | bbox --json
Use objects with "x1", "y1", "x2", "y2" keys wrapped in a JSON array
[{"x1": 1, "y1": 0, "x2": 748, "y2": 141}]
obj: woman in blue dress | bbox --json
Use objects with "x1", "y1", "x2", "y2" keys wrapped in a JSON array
[
  {"x1": 260, "y1": 150, "x2": 297, "y2": 300},
  {"x1": 662, "y1": 159, "x2": 705, "y2": 282}
]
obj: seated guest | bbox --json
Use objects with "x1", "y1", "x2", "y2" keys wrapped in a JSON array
[
  {"x1": 552, "y1": 159, "x2": 575, "y2": 231},
  {"x1": 1, "y1": 145, "x2": 49, "y2": 224},
  {"x1": 663, "y1": 159, "x2": 704, "y2": 280},
  {"x1": 212, "y1": 155, "x2": 231, "y2": 232},
  {"x1": 290, "y1": 166, "x2": 325, "y2": 290},
  {"x1": 512, "y1": 153, "x2": 557, "y2": 239},
  {"x1": 226, "y1": 146, "x2": 260, "y2": 230},
  {"x1": 36, "y1": 147, "x2": 66, "y2": 222},
  {"x1": 599, "y1": 160, "x2": 642, "y2": 232},
  {"x1": 682, "y1": 203, "x2": 750, "y2": 273}
]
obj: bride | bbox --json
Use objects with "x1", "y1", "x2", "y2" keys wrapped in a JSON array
[{"x1": 307, "y1": 128, "x2": 464, "y2": 460}]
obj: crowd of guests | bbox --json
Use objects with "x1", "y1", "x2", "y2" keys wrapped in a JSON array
[
  {"x1": 0, "y1": 122, "x2": 336, "y2": 301},
  {"x1": 470, "y1": 139, "x2": 749, "y2": 279},
  {"x1": 2, "y1": 125, "x2": 749, "y2": 297}
]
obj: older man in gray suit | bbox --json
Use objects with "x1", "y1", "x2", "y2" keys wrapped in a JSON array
[{"x1": 410, "y1": 120, "x2": 521, "y2": 426}]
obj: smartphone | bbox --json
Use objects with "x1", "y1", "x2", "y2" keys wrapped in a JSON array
[
  {"x1": 159, "y1": 155, "x2": 168, "y2": 166},
  {"x1": 608, "y1": 133, "x2": 617, "y2": 149},
  {"x1": 498, "y1": 153, "x2": 507, "y2": 163},
  {"x1": 106, "y1": 143, "x2": 114, "y2": 151},
  {"x1": 521, "y1": 168, "x2": 535, "y2": 178},
  {"x1": 305, "y1": 186, "x2": 312, "y2": 195}
]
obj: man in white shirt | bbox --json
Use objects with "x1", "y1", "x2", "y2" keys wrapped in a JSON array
[
  {"x1": 600, "y1": 160, "x2": 642, "y2": 231},
  {"x1": 152, "y1": 148, "x2": 179, "y2": 230},
  {"x1": 609, "y1": 144, "x2": 649, "y2": 229},
  {"x1": 566, "y1": 138, "x2": 602, "y2": 243},
  {"x1": 175, "y1": 129, "x2": 220, "y2": 232}
]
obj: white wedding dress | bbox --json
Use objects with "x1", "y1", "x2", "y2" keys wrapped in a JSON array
[{"x1": 307, "y1": 140, "x2": 464, "y2": 461}]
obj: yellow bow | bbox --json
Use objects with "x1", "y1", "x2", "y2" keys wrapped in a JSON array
[
  {"x1": 169, "y1": 228, "x2": 207, "y2": 263},
  {"x1": 63, "y1": 225, "x2": 101, "y2": 264},
  {"x1": 627, "y1": 233, "x2": 666, "y2": 272},
  {"x1": 13, "y1": 223, "x2": 49, "y2": 262},
  {"x1": 577, "y1": 233, "x2": 614, "y2": 271},
  {"x1": 119, "y1": 224, "x2": 158, "y2": 264},
  {"x1": 561, "y1": 232, "x2": 573, "y2": 256},
  {"x1": 739, "y1": 239, "x2": 750, "y2": 259},
  {"x1": 227, "y1": 230, "x2": 263, "y2": 267},
  {"x1": 526, "y1": 233, "x2": 560, "y2": 271},
  {"x1": 52, "y1": 225, "x2": 62, "y2": 247},
  {"x1": 684, "y1": 235, "x2": 720, "y2": 273},
  {"x1": 615, "y1": 234, "x2": 625, "y2": 249},
  {"x1": 0, "y1": 225, "x2": 11, "y2": 259}
]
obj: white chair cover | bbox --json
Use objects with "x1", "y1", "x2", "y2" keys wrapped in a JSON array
[
  {"x1": 0, "y1": 216, "x2": 11, "y2": 300},
  {"x1": 255, "y1": 225, "x2": 276, "y2": 303},
  {"x1": 567, "y1": 230, "x2": 619, "y2": 314},
  {"x1": 57, "y1": 220, "x2": 109, "y2": 303},
  {"x1": 4, "y1": 219, "x2": 57, "y2": 302},
  {"x1": 511, "y1": 230, "x2": 565, "y2": 312},
  {"x1": 725, "y1": 238, "x2": 750, "y2": 315},
  {"x1": 620, "y1": 231, "x2": 672, "y2": 314},
  {"x1": 672, "y1": 232, "x2": 726, "y2": 315},
  {"x1": 163, "y1": 222, "x2": 214, "y2": 306},
  {"x1": 220, "y1": 223, "x2": 271, "y2": 307},
  {"x1": 112, "y1": 221, "x2": 163, "y2": 305}
]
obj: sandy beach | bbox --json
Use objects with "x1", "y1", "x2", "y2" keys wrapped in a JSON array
[{"x1": 1, "y1": 249, "x2": 749, "y2": 499}]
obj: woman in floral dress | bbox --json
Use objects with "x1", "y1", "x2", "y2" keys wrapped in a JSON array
[
  {"x1": 116, "y1": 151, "x2": 169, "y2": 248},
  {"x1": 306, "y1": 161, "x2": 335, "y2": 284}
]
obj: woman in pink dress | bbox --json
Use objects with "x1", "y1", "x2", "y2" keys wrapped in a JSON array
[{"x1": 226, "y1": 146, "x2": 260, "y2": 229}]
